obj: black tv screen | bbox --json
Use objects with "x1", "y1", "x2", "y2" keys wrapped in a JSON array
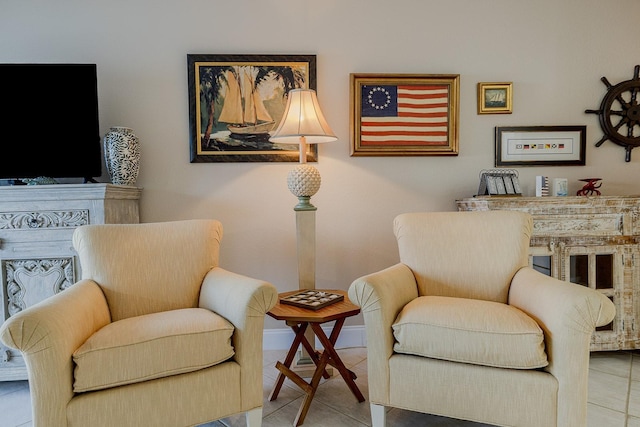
[{"x1": 0, "y1": 63, "x2": 102, "y2": 182}]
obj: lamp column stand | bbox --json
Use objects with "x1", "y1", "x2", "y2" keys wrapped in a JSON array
[{"x1": 291, "y1": 206, "x2": 318, "y2": 377}]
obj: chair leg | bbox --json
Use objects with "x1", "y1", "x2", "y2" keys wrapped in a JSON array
[
  {"x1": 246, "y1": 407, "x2": 263, "y2": 427},
  {"x1": 370, "y1": 403, "x2": 386, "y2": 427}
]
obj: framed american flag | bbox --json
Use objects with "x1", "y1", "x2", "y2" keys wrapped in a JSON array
[{"x1": 349, "y1": 73, "x2": 460, "y2": 156}]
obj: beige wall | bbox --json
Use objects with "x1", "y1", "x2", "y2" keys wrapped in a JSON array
[{"x1": 3, "y1": 0, "x2": 640, "y2": 329}]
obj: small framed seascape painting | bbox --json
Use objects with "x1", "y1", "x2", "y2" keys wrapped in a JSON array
[{"x1": 477, "y1": 82, "x2": 512, "y2": 114}]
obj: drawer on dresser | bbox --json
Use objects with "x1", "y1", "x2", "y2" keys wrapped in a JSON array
[
  {"x1": 531, "y1": 213, "x2": 624, "y2": 237},
  {"x1": 0, "y1": 202, "x2": 92, "y2": 228}
]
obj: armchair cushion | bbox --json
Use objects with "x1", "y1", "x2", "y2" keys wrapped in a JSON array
[
  {"x1": 73, "y1": 308, "x2": 234, "y2": 392},
  {"x1": 392, "y1": 296, "x2": 548, "y2": 369}
]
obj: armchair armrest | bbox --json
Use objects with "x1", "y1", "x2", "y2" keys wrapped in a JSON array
[
  {"x1": 508, "y1": 266, "x2": 616, "y2": 425},
  {"x1": 509, "y1": 267, "x2": 616, "y2": 357},
  {"x1": 198, "y1": 267, "x2": 278, "y2": 409},
  {"x1": 199, "y1": 267, "x2": 278, "y2": 328},
  {"x1": 0, "y1": 280, "x2": 110, "y2": 427},
  {"x1": 348, "y1": 263, "x2": 418, "y2": 404}
]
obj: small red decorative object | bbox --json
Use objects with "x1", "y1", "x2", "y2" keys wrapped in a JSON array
[{"x1": 576, "y1": 178, "x2": 602, "y2": 196}]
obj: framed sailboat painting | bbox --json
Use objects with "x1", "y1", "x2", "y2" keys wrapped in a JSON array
[
  {"x1": 188, "y1": 54, "x2": 317, "y2": 162},
  {"x1": 477, "y1": 82, "x2": 513, "y2": 114}
]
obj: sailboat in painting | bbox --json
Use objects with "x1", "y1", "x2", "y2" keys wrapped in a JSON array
[
  {"x1": 218, "y1": 68, "x2": 275, "y2": 136},
  {"x1": 486, "y1": 90, "x2": 506, "y2": 107}
]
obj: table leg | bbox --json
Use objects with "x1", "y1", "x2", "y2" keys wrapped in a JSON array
[
  {"x1": 311, "y1": 320, "x2": 365, "y2": 402},
  {"x1": 293, "y1": 339, "x2": 331, "y2": 426},
  {"x1": 295, "y1": 325, "x2": 331, "y2": 380},
  {"x1": 269, "y1": 322, "x2": 309, "y2": 401}
]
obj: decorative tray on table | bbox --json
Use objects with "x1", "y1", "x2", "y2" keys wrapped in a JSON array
[{"x1": 280, "y1": 290, "x2": 344, "y2": 310}]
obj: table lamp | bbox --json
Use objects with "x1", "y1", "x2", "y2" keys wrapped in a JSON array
[
  {"x1": 270, "y1": 88, "x2": 336, "y2": 375},
  {"x1": 270, "y1": 88, "x2": 337, "y2": 208}
]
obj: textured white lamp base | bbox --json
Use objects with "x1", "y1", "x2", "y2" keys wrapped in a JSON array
[{"x1": 288, "y1": 164, "x2": 321, "y2": 211}]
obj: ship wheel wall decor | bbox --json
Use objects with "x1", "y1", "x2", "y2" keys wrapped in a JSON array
[{"x1": 586, "y1": 65, "x2": 640, "y2": 162}]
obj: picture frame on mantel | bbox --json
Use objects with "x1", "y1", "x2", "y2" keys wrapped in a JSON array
[
  {"x1": 495, "y1": 125, "x2": 587, "y2": 166},
  {"x1": 477, "y1": 82, "x2": 512, "y2": 114},
  {"x1": 187, "y1": 54, "x2": 316, "y2": 163},
  {"x1": 350, "y1": 73, "x2": 460, "y2": 156}
]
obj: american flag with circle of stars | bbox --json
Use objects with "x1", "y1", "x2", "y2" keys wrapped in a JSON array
[{"x1": 360, "y1": 84, "x2": 449, "y2": 146}]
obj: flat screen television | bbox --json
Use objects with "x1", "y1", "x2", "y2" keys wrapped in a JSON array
[{"x1": 0, "y1": 63, "x2": 102, "y2": 183}]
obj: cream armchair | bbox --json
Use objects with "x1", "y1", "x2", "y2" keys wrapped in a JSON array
[
  {"x1": 349, "y1": 211, "x2": 615, "y2": 427},
  {"x1": 0, "y1": 219, "x2": 278, "y2": 427}
]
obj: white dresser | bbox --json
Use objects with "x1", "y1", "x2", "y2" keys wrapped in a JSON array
[
  {"x1": 457, "y1": 195, "x2": 640, "y2": 352},
  {"x1": 0, "y1": 184, "x2": 141, "y2": 380}
]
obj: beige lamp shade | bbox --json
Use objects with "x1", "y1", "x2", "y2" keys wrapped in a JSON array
[{"x1": 269, "y1": 89, "x2": 337, "y2": 145}]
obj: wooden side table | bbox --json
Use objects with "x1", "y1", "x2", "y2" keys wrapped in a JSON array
[{"x1": 267, "y1": 289, "x2": 365, "y2": 426}]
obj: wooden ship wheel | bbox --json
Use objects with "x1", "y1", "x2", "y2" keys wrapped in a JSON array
[{"x1": 586, "y1": 65, "x2": 640, "y2": 162}]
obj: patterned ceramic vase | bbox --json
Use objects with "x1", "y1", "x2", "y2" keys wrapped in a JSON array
[{"x1": 103, "y1": 127, "x2": 140, "y2": 185}]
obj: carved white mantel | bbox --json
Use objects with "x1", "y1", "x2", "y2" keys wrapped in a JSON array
[{"x1": 0, "y1": 183, "x2": 141, "y2": 381}]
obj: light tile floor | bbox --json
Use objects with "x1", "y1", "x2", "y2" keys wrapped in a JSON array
[{"x1": 1, "y1": 348, "x2": 639, "y2": 427}]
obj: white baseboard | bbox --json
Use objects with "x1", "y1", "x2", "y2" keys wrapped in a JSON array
[{"x1": 263, "y1": 325, "x2": 367, "y2": 350}]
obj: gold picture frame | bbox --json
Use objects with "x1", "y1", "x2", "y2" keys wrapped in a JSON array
[
  {"x1": 187, "y1": 54, "x2": 316, "y2": 163},
  {"x1": 350, "y1": 73, "x2": 460, "y2": 156},
  {"x1": 477, "y1": 82, "x2": 512, "y2": 114}
]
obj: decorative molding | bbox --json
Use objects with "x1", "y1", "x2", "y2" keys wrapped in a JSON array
[
  {"x1": 0, "y1": 210, "x2": 89, "y2": 230},
  {"x1": 4, "y1": 258, "x2": 75, "y2": 315}
]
